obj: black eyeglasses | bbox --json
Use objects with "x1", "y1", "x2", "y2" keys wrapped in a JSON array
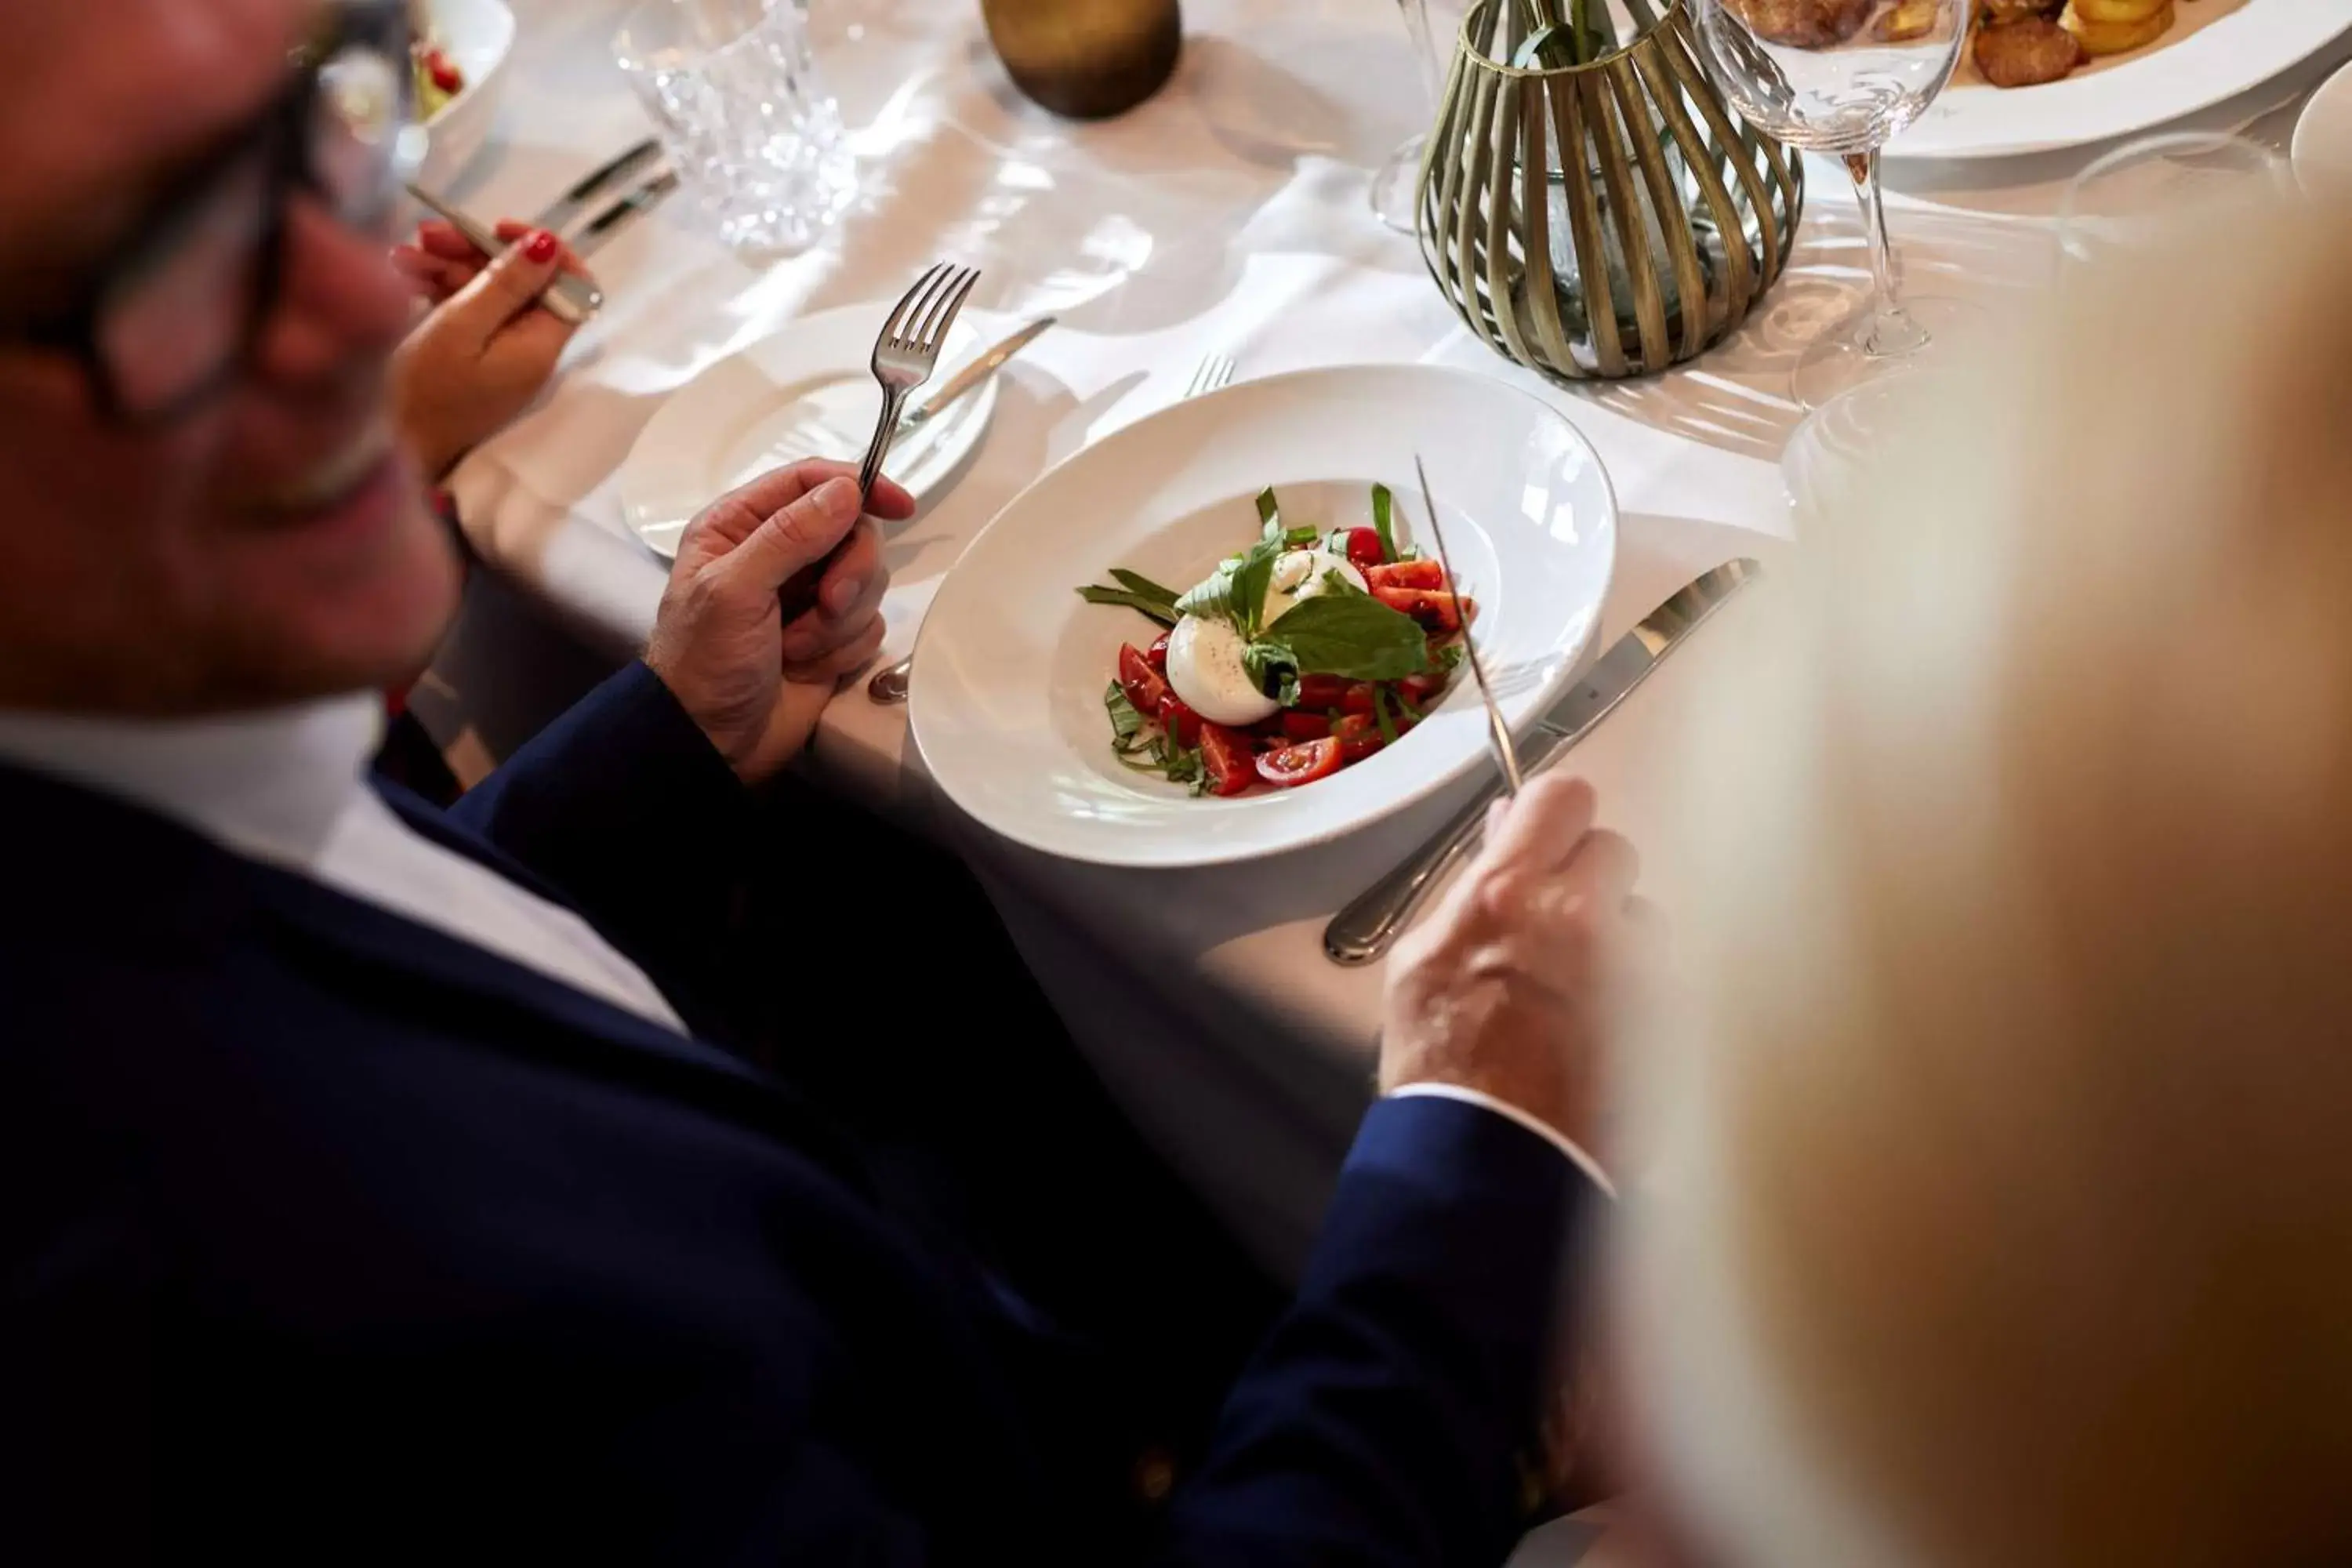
[{"x1": 2, "y1": 0, "x2": 417, "y2": 426}]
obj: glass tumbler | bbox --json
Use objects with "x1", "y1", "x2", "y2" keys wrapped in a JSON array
[{"x1": 612, "y1": 0, "x2": 857, "y2": 252}]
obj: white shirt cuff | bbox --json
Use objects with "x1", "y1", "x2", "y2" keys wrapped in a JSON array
[{"x1": 1385, "y1": 1083, "x2": 1617, "y2": 1200}]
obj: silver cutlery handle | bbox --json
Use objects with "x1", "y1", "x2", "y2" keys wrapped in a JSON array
[
  {"x1": 866, "y1": 654, "x2": 913, "y2": 703},
  {"x1": 1323, "y1": 788, "x2": 1497, "y2": 966},
  {"x1": 857, "y1": 387, "x2": 910, "y2": 505}
]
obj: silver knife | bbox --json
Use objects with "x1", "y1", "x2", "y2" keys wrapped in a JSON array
[
  {"x1": 898, "y1": 317, "x2": 1056, "y2": 434},
  {"x1": 403, "y1": 182, "x2": 605, "y2": 326},
  {"x1": 1323, "y1": 557, "x2": 1763, "y2": 967},
  {"x1": 1413, "y1": 456, "x2": 1521, "y2": 795},
  {"x1": 573, "y1": 170, "x2": 681, "y2": 260},
  {"x1": 532, "y1": 136, "x2": 662, "y2": 234}
]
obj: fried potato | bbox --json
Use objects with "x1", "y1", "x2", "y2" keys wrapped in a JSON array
[
  {"x1": 1726, "y1": 0, "x2": 1874, "y2": 48},
  {"x1": 1973, "y1": 15, "x2": 2083, "y2": 86},
  {"x1": 2061, "y1": 0, "x2": 2174, "y2": 54},
  {"x1": 2068, "y1": 0, "x2": 2167, "y2": 20},
  {"x1": 1872, "y1": 0, "x2": 1945, "y2": 43},
  {"x1": 1980, "y1": 0, "x2": 2062, "y2": 19}
]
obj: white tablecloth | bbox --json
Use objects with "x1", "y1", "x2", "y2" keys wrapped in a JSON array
[{"x1": 426, "y1": 0, "x2": 2348, "y2": 1273}]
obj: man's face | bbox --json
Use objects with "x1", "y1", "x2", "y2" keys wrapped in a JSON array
[{"x1": 0, "y1": 0, "x2": 459, "y2": 716}]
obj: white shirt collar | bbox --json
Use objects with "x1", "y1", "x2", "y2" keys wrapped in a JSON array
[{"x1": 0, "y1": 695, "x2": 384, "y2": 864}]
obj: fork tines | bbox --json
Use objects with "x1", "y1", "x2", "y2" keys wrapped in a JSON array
[{"x1": 883, "y1": 262, "x2": 982, "y2": 356}]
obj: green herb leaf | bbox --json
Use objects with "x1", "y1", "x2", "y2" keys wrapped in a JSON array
[
  {"x1": 1247, "y1": 592, "x2": 1430, "y2": 684},
  {"x1": 1373, "y1": 686, "x2": 1399, "y2": 746},
  {"x1": 1105, "y1": 681, "x2": 1149, "y2": 750},
  {"x1": 1244, "y1": 642, "x2": 1301, "y2": 708},
  {"x1": 1176, "y1": 531, "x2": 1284, "y2": 640},
  {"x1": 1371, "y1": 483, "x2": 1399, "y2": 564},
  {"x1": 1432, "y1": 641, "x2": 1465, "y2": 671},
  {"x1": 1077, "y1": 585, "x2": 1181, "y2": 627},
  {"x1": 1256, "y1": 487, "x2": 1280, "y2": 532},
  {"x1": 1283, "y1": 525, "x2": 1322, "y2": 547},
  {"x1": 1107, "y1": 568, "x2": 1183, "y2": 608}
]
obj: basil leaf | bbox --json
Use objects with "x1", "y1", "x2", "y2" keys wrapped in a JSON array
[
  {"x1": 1247, "y1": 592, "x2": 1430, "y2": 682},
  {"x1": 1105, "y1": 681, "x2": 1148, "y2": 750},
  {"x1": 1077, "y1": 585, "x2": 1181, "y2": 627},
  {"x1": 1373, "y1": 686, "x2": 1398, "y2": 746},
  {"x1": 1108, "y1": 568, "x2": 1183, "y2": 608},
  {"x1": 1256, "y1": 487, "x2": 1280, "y2": 533},
  {"x1": 1284, "y1": 525, "x2": 1321, "y2": 547},
  {"x1": 1177, "y1": 532, "x2": 1283, "y2": 639},
  {"x1": 1371, "y1": 483, "x2": 1399, "y2": 564},
  {"x1": 1432, "y1": 640, "x2": 1466, "y2": 671},
  {"x1": 1244, "y1": 641, "x2": 1301, "y2": 708}
]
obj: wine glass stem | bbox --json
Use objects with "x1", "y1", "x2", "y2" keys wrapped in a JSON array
[
  {"x1": 1844, "y1": 149, "x2": 1927, "y2": 359},
  {"x1": 1399, "y1": 0, "x2": 1443, "y2": 106}
]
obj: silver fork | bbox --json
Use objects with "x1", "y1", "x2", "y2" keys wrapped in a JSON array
[
  {"x1": 857, "y1": 262, "x2": 982, "y2": 504},
  {"x1": 866, "y1": 349, "x2": 1238, "y2": 706},
  {"x1": 781, "y1": 263, "x2": 980, "y2": 618}
]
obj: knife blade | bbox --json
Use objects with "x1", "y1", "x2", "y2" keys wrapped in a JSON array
[
  {"x1": 404, "y1": 182, "x2": 605, "y2": 326},
  {"x1": 1322, "y1": 557, "x2": 1763, "y2": 967},
  {"x1": 573, "y1": 170, "x2": 681, "y2": 260},
  {"x1": 532, "y1": 137, "x2": 662, "y2": 234},
  {"x1": 898, "y1": 317, "x2": 1056, "y2": 434},
  {"x1": 1413, "y1": 456, "x2": 1521, "y2": 795}
]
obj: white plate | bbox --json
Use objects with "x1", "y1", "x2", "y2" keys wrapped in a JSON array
[
  {"x1": 1890, "y1": 0, "x2": 2349, "y2": 161},
  {"x1": 419, "y1": 0, "x2": 513, "y2": 185},
  {"x1": 910, "y1": 365, "x2": 1618, "y2": 869},
  {"x1": 2292, "y1": 54, "x2": 2352, "y2": 188},
  {"x1": 618, "y1": 305, "x2": 996, "y2": 558}
]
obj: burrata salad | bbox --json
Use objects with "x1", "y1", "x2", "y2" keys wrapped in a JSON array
[{"x1": 1076, "y1": 485, "x2": 1475, "y2": 797}]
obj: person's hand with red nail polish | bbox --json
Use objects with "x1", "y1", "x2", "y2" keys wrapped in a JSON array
[
  {"x1": 387, "y1": 227, "x2": 595, "y2": 478},
  {"x1": 647, "y1": 459, "x2": 916, "y2": 784}
]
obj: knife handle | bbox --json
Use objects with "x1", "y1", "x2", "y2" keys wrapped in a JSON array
[{"x1": 1323, "y1": 786, "x2": 1499, "y2": 966}]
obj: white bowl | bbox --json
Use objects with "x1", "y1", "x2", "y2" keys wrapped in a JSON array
[
  {"x1": 419, "y1": 0, "x2": 514, "y2": 185},
  {"x1": 910, "y1": 365, "x2": 1619, "y2": 869}
]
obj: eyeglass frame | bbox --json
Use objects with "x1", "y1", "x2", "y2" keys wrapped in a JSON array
[{"x1": 0, "y1": 0, "x2": 419, "y2": 427}]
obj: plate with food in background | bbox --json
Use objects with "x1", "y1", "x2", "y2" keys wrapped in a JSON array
[
  {"x1": 1824, "y1": 0, "x2": 2352, "y2": 158},
  {"x1": 909, "y1": 365, "x2": 1617, "y2": 869},
  {"x1": 410, "y1": 0, "x2": 514, "y2": 185}
]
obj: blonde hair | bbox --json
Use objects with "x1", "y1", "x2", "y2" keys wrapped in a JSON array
[{"x1": 1624, "y1": 200, "x2": 2352, "y2": 1568}]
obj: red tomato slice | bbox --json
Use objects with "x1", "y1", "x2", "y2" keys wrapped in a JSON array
[
  {"x1": 1279, "y1": 711, "x2": 1332, "y2": 741},
  {"x1": 1332, "y1": 712, "x2": 1385, "y2": 764},
  {"x1": 1157, "y1": 695, "x2": 1203, "y2": 748},
  {"x1": 1367, "y1": 558, "x2": 1443, "y2": 591},
  {"x1": 1199, "y1": 723, "x2": 1256, "y2": 797},
  {"x1": 1373, "y1": 586, "x2": 1465, "y2": 633},
  {"x1": 1255, "y1": 737, "x2": 1342, "y2": 788},
  {"x1": 1146, "y1": 631, "x2": 1171, "y2": 673},
  {"x1": 1118, "y1": 643, "x2": 1171, "y2": 717},
  {"x1": 1344, "y1": 527, "x2": 1385, "y2": 572},
  {"x1": 1398, "y1": 671, "x2": 1449, "y2": 706},
  {"x1": 1338, "y1": 682, "x2": 1377, "y2": 715},
  {"x1": 1295, "y1": 674, "x2": 1352, "y2": 710}
]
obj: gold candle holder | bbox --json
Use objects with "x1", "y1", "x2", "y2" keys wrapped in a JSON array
[
  {"x1": 1419, "y1": 0, "x2": 1804, "y2": 381},
  {"x1": 980, "y1": 0, "x2": 1184, "y2": 121}
]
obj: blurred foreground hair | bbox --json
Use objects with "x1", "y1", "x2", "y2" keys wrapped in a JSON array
[{"x1": 1624, "y1": 198, "x2": 2352, "y2": 1568}]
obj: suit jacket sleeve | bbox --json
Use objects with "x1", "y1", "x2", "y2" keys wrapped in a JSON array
[
  {"x1": 1161, "y1": 1094, "x2": 1601, "y2": 1568},
  {"x1": 447, "y1": 660, "x2": 753, "y2": 1004}
]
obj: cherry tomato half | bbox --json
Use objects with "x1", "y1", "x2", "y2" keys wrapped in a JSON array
[
  {"x1": 1366, "y1": 558, "x2": 1443, "y2": 591},
  {"x1": 1199, "y1": 723, "x2": 1256, "y2": 797},
  {"x1": 1372, "y1": 586, "x2": 1472, "y2": 634},
  {"x1": 1398, "y1": 670, "x2": 1450, "y2": 706},
  {"x1": 1279, "y1": 710, "x2": 1332, "y2": 741},
  {"x1": 1119, "y1": 643, "x2": 1171, "y2": 717},
  {"x1": 1157, "y1": 695, "x2": 1203, "y2": 748},
  {"x1": 1332, "y1": 712, "x2": 1385, "y2": 764},
  {"x1": 1344, "y1": 527, "x2": 1386, "y2": 572},
  {"x1": 1146, "y1": 631, "x2": 1171, "y2": 673},
  {"x1": 1255, "y1": 737, "x2": 1342, "y2": 788},
  {"x1": 1292, "y1": 674, "x2": 1349, "y2": 710}
]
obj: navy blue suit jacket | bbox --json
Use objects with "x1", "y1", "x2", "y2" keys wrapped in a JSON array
[{"x1": 1, "y1": 664, "x2": 1598, "y2": 1566}]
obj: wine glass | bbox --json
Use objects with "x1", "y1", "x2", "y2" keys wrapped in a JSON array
[
  {"x1": 1371, "y1": 0, "x2": 1463, "y2": 233},
  {"x1": 1692, "y1": 0, "x2": 1973, "y2": 408}
]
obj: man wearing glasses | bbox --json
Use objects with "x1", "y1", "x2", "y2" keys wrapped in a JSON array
[{"x1": 0, "y1": 2, "x2": 1643, "y2": 1563}]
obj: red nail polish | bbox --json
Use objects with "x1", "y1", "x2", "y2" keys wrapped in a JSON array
[{"x1": 523, "y1": 230, "x2": 560, "y2": 264}]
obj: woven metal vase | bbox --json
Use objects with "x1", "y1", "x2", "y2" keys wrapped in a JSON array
[{"x1": 1418, "y1": 0, "x2": 1803, "y2": 382}]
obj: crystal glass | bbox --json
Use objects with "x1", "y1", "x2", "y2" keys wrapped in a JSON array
[
  {"x1": 1781, "y1": 368, "x2": 1950, "y2": 525},
  {"x1": 1693, "y1": 0, "x2": 1972, "y2": 408},
  {"x1": 1371, "y1": 0, "x2": 1465, "y2": 234},
  {"x1": 612, "y1": 0, "x2": 856, "y2": 253},
  {"x1": 2056, "y1": 132, "x2": 2291, "y2": 274}
]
